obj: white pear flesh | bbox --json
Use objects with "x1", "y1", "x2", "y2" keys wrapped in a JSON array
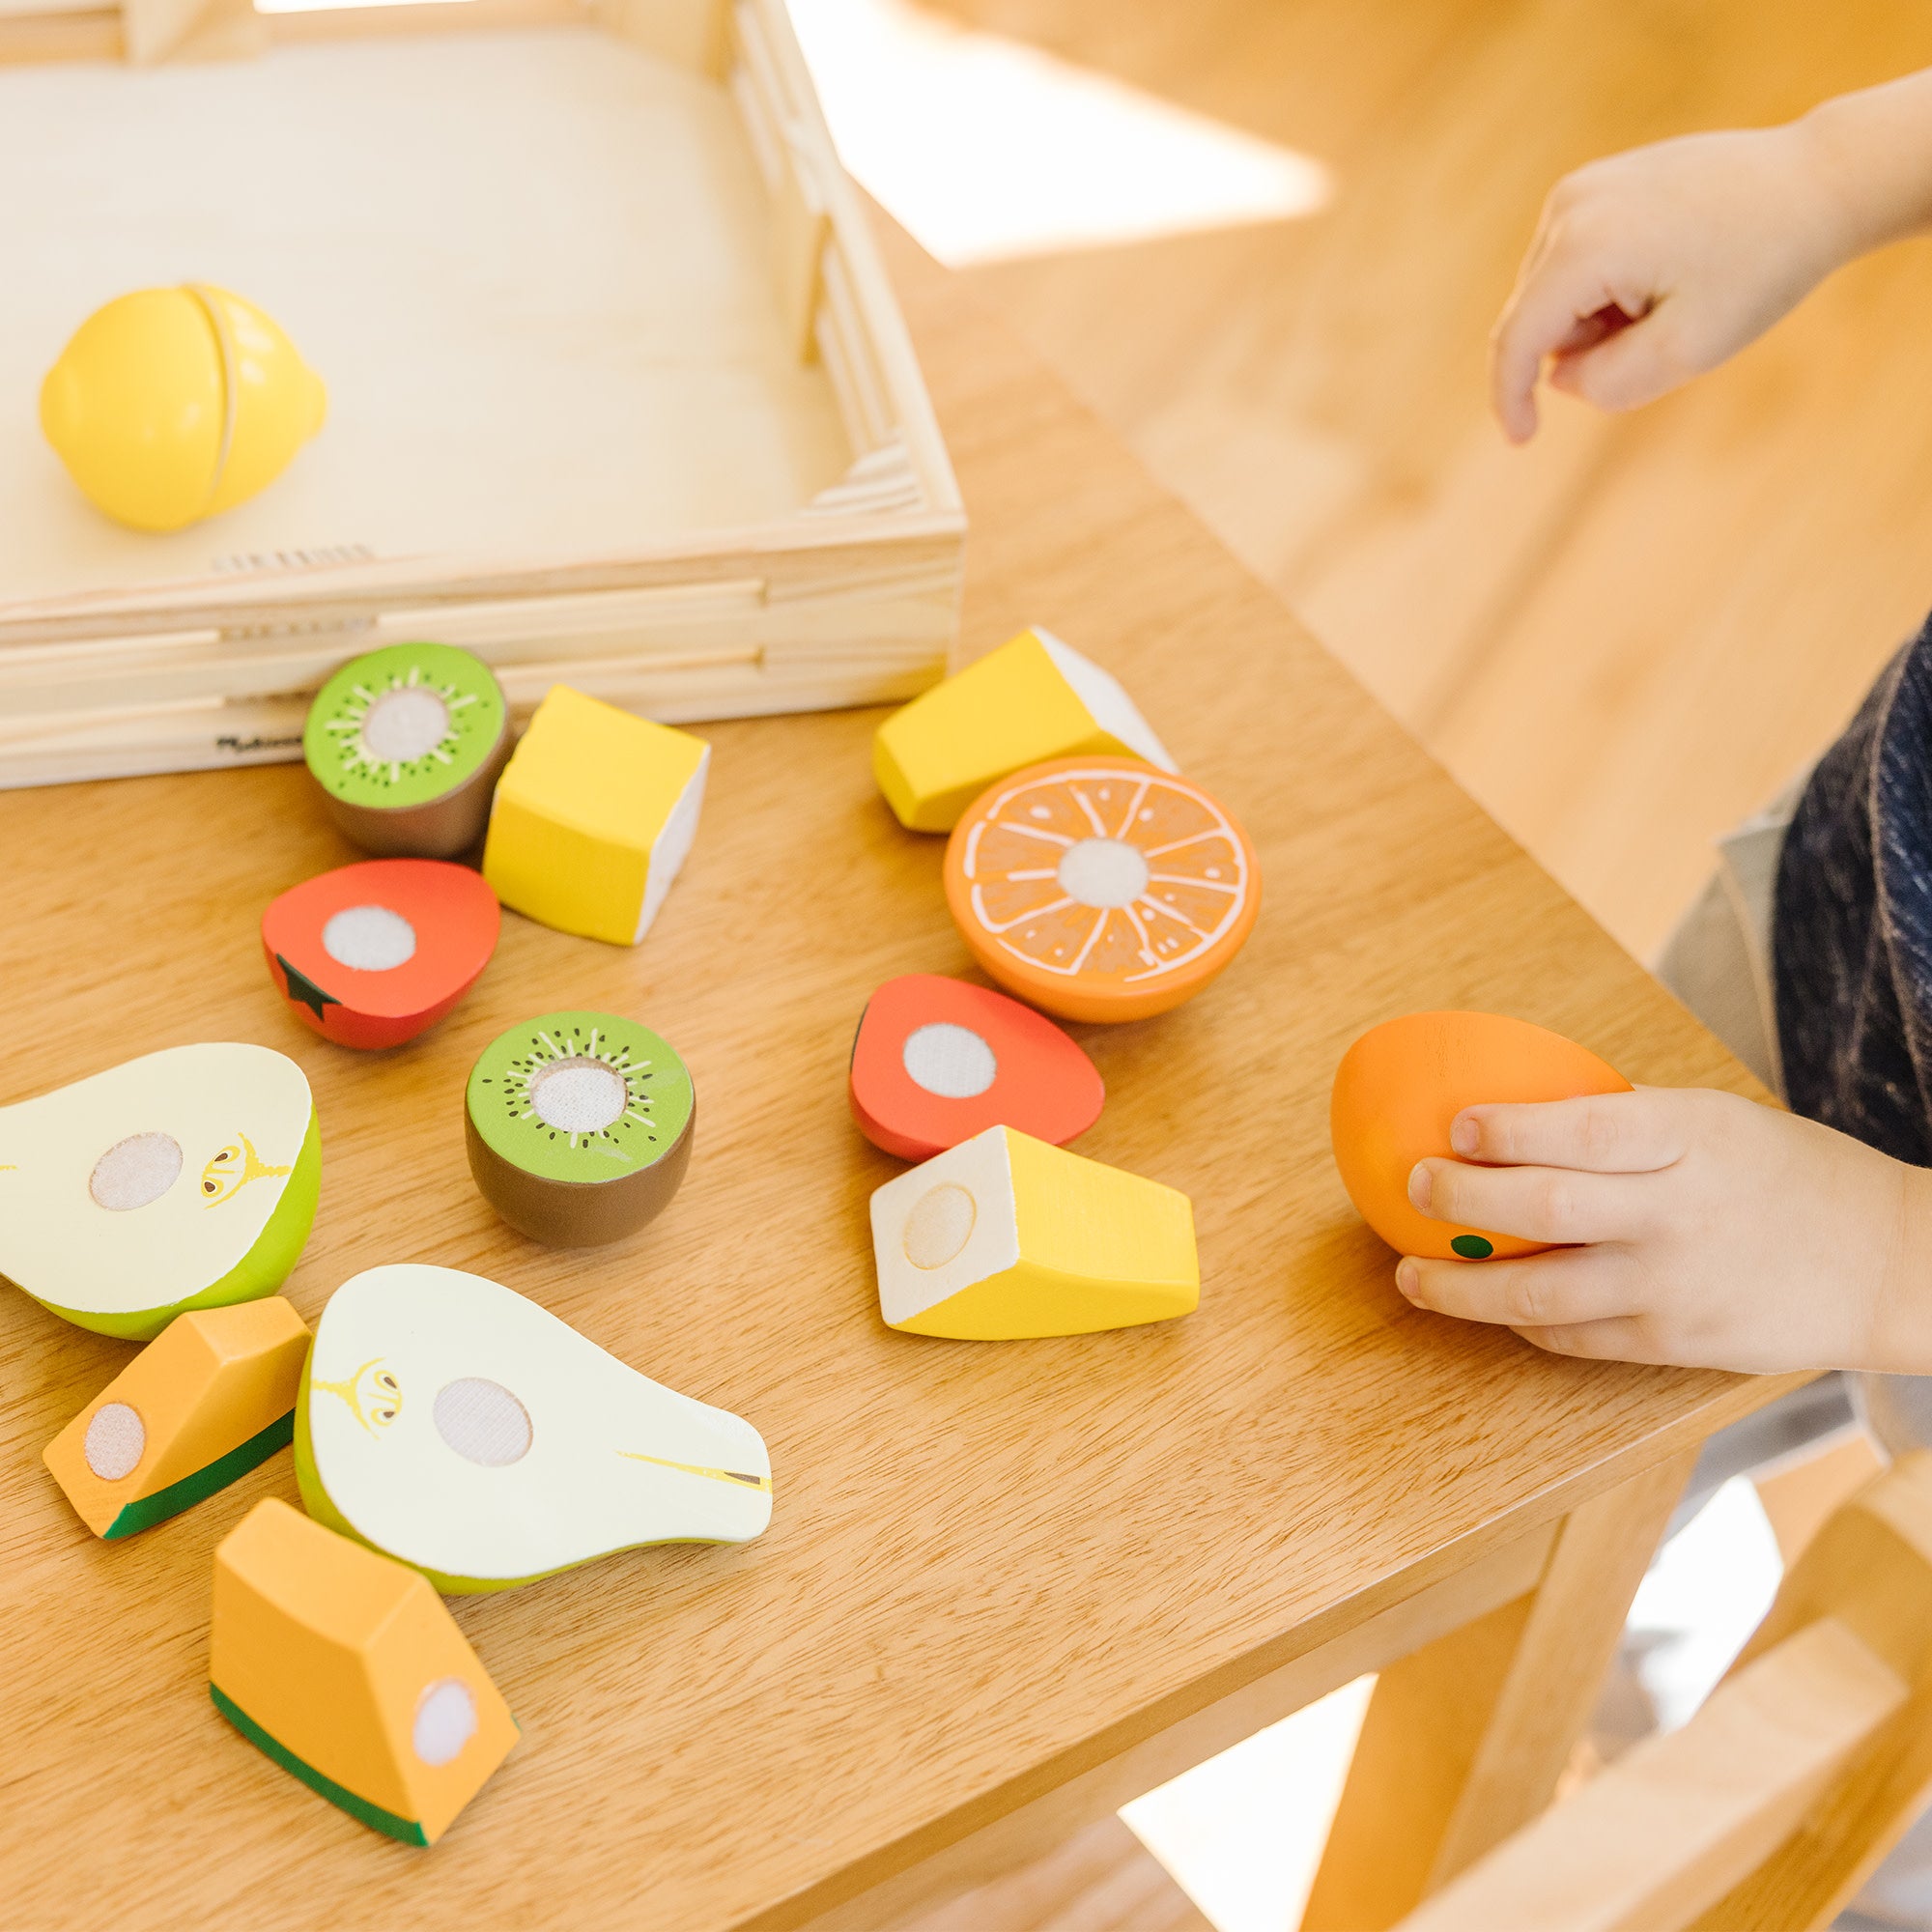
[
  {"x1": 0, "y1": 1042, "x2": 313, "y2": 1320},
  {"x1": 304, "y1": 1264, "x2": 772, "y2": 1587}
]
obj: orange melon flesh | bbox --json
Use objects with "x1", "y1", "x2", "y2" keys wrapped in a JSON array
[
  {"x1": 1329, "y1": 1010, "x2": 1631, "y2": 1262},
  {"x1": 43, "y1": 1296, "x2": 310, "y2": 1538},
  {"x1": 211, "y1": 1499, "x2": 517, "y2": 1845}
]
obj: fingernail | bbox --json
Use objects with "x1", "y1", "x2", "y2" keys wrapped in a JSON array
[
  {"x1": 1450, "y1": 1115, "x2": 1479, "y2": 1156},
  {"x1": 1396, "y1": 1259, "x2": 1420, "y2": 1300},
  {"x1": 1407, "y1": 1162, "x2": 1432, "y2": 1210}
]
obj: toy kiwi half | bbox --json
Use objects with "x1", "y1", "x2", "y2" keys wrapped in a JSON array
[
  {"x1": 303, "y1": 642, "x2": 511, "y2": 859},
  {"x1": 465, "y1": 1011, "x2": 695, "y2": 1247}
]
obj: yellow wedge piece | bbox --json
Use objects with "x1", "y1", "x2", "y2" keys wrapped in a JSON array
[
  {"x1": 43, "y1": 1296, "x2": 310, "y2": 1539},
  {"x1": 211, "y1": 1499, "x2": 517, "y2": 1846},
  {"x1": 870, "y1": 1123, "x2": 1198, "y2": 1338},
  {"x1": 483, "y1": 685, "x2": 710, "y2": 945},
  {"x1": 872, "y1": 627, "x2": 1176, "y2": 832}
]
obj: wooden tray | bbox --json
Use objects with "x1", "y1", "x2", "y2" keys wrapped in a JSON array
[{"x1": 0, "y1": 0, "x2": 964, "y2": 787}]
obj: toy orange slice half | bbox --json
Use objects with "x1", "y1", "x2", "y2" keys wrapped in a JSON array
[
  {"x1": 944, "y1": 757, "x2": 1261, "y2": 1022},
  {"x1": 262, "y1": 860, "x2": 499, "y2": 1051}
]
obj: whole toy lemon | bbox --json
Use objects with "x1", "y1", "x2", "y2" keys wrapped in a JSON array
[{"x1": 40, "y1": 285, "x2": 327, "y2": 533}]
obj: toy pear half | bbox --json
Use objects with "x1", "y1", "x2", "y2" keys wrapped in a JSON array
[
  {"x1": 296, "y1": 1264, "x2": 772, "y2": 1592},
  {"x1": 41, "y1": 285, "x2": 327, "y2": 533}
]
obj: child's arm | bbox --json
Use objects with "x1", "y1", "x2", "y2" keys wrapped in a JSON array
[
  {"x1": 1491, "y1": 70, "x2": 1932, "y2": 442},
  {"x1": 1397, "y1": 1090, "x2": 1932, "y2": 1374}
]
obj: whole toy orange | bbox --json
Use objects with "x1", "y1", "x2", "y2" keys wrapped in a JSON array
[
  {"x1": 943, "y1": 756, "x2": 1260, "y2": 1022},
  {"x1": 1329, "y1": 1011, "x2": 1631, "y2": 1262}
]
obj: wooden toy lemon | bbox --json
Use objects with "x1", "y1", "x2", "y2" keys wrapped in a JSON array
[
  {"x1": 40, "y1": 285, "x2": 327, "y2": 533},
  {"x1": 1329, "y1": 1011, "x2": 1631, "y2": 1262}
]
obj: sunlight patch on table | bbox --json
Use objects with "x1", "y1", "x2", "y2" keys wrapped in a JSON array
[{"x1": 790, "y1": 0, "x2": 1333, "y2": 267}]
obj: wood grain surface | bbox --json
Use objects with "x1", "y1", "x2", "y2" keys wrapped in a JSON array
[
  {"x1": 942, "y1": 0, "x2": 1932, "y2": 961},
  {"x1": 0, "y1": 219, "x2": 1799, "y2": 1931}
]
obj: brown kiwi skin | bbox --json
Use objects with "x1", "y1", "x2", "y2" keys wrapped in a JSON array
[
  {"x1": 465, "y1": 1099, "x2": 695, "y2": 1247},
  {"x1": 314, "y1": 714, "x2": 513, "y2": 860}
]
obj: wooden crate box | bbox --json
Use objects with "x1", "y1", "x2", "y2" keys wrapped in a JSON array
[{"x1": 0, "y1": 0, "x2": 964, "y2": 786}]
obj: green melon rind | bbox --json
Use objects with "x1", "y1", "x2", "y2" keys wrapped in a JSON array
[
  {"x1": 103, "y1": 1408, "x2": 296, "y2": 1540},
  {"x1": 210, "y1": 1681, "x2": 429, "y2": 1846},
  {"x1": 467, "y1": 1010, "x2": 694, "y2": 1188},
  {"x1": 28, "y1": 1106, "x2": 322, "y2": 1342},
  {"x1": 303, "y1": 642, "x2": 506, "y2": 811}
]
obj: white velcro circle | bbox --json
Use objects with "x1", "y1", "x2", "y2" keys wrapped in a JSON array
[
  {"x1": 322, "y1": 904, "x2": 418, "y2": 973},
  {"x1": 412, "y1": 1678, "x2": 479, "y2": 1767},
  {"x1": 1057, "y1": 838, "x2": 1151, "y2": 910},
  {"x1": 434, "y1": 1378, "x2": 533, "y2": 1466},
  {"x1": 359, "y1": 686, "x2": 450, "y2": 763},
  {"x1": 901, "y1": 1022, "x2": 999, "y2": 1099},
  {"x1": 529, "y1": 1058, "x2": 627, "y2": 1134},
  {"x1": 89, "y1": 1132, "x2": 184, "y2": 1211},
  {"x1": 902, "y1": 1183, "x2": 977, "y2": 1270},
  {"x1": 84, "y1": 1403, "x2": 146, "y2": 1481}
]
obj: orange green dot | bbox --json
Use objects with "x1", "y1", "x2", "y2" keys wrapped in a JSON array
[{"x1": 1451, "y1": 1235, "x2": 1494, "y2": 1261}]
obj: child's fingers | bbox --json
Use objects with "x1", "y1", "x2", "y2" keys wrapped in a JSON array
[
  {"x1": 1450, "y1": 1090, "x2": 1685, "y2": 1174},
  {"x1": 1546, "y1": 302, "x2": 1693, "y2": 412},
  {"x1": 1489, "y1": 232, "x2": 1634, "y2": 440},
  {"x1": 1407, "y1": 1156, "x2": 1653, "y2": 1246},
  {"x1": 1396, "y1": 1245, "x2": 1639, "y2": 1330},
  {"x1": 1510, "y1": 1316, "x2": 1674, "y2": 1364}
]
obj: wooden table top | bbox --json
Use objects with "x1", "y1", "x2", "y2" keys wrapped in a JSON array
[{"x1": 0, "y1": 224, "x2": 1794, "y2": 1932}]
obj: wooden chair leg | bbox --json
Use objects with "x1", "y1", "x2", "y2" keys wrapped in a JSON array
[
  {"x1": 1299, "y1": 1448, "x2": 1699, "y2": 1931},
  {"x1": 1755, "y1": 1431, "x2": 1885, "y2": 1566}
]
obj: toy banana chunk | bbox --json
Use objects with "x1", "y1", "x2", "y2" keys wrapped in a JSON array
[
  {"x1": 870, "y1": 1123, "x2": 1198, "y2": 1338},
  {"x1": 873, "y1": 626, "x2": 1176, "y2": 833},
  {"x1": 296, "y1": 1264, "x2": 771, "y2": 1592},
  {"x1": 0, "y1": 1042, "x2": 320, "y2": 1340},
  {"x1": 211, "y1": 1499, "x2": 517, "y2": 1846},
  {"x1": 44, "y1": 1297, "x2": 311, "y2": 1539},
  {"x1": 482, "y1": 685, "x2": 710, "y2": 945}
]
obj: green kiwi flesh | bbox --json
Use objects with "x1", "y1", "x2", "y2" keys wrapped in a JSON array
[
  {"x1": 303, "y1": 641, "x2": 510, "y2": 859},
  {"x1": 465, "y1": 1011, "x2": 695, "y2": 1246}
]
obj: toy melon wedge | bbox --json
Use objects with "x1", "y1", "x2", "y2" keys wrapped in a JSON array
[
  {"x1": 44, "y1": 1296, "x2": 310, "y2": 1539},
  {"x1": 0, "y1": 1043, "x2": 320, "y2": 1340},
  {"x1": 212, "y1": 1499, "x2": 516, "y2": 1846},
  {"x1": 296, "y1": 1264, "x2": 771, "y2": 1592}
]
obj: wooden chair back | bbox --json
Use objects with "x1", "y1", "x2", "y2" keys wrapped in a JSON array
[{"x1": 1394, "y1": 1449, "x2": 1932, "y2": 1932}]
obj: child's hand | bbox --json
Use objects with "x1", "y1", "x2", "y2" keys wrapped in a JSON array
[
  {"x1": 1490, "y1": 125, "x2": 1852, "y2": 441},
  {"x1": 1396, "y1": 1088, "x2": 1932, "y2": 1374}
]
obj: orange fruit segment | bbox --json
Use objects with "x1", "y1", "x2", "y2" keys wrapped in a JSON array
[{"x1": 944, "y1": 757, "x2": 1261, "y2": 1022}]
